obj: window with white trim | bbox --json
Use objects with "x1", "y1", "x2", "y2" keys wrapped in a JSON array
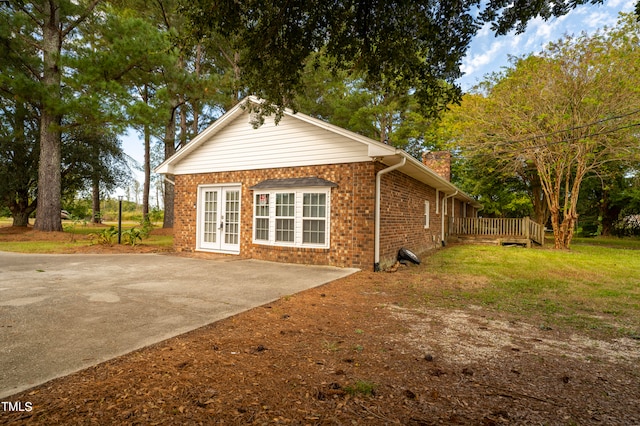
[
  {"x1": 253, "y1": 188, "x2": 331, "y2": 248},
  {"x1": 275, "y1": 193, "x2": 295, "y2": 242},
  {"x1": 424, "y1": 200, "x2": 430, "y2": 229},
  {"x1": 303, "y1": 193, "x2": 326, "y2": 244},
  {"x1": 254, "y1": 193, "x2": 270, "y2": 241}
]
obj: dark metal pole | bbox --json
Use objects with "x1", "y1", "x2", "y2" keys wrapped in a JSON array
[{"x1": 118, "y1": 197, "x2": 122, "y2": 244}]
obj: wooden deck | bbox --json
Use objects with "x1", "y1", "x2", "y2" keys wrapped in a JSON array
[{"x1": 449, "y1": 217, "x2": 544, "y2": 247}]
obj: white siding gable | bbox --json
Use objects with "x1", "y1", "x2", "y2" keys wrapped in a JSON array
[{"x1": 172, "y1": 111, "x2": 373, "y2": 175}]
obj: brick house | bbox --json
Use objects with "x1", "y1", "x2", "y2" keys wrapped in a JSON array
[{"x1": 155, "y1": 97, "x2": 481, "y2": 271}]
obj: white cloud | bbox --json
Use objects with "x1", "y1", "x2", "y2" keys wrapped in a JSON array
[
  {"x1": 605, "y1": 0, "x2": 634, "y2": 10},
  {"x1": 460, "y1": 39, "x2": 506, "y2": 76},
  {"x1": 458, "y1": 1, "x2": 635, "y2": 90}
]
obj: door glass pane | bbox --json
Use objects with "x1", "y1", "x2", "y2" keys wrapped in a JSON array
[
  {"x1": 224, "y1": 190, "x2": 240, "y2": 245},
  {"x1": 204, "y1": 191, "x2": 217, "y2": 243}
]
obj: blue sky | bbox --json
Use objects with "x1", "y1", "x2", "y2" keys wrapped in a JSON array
[
  {"x1": 459, "y1": 0, "x2": 636, "y2": 90},
  {"x1": 120, "y1": 1, "x2": 637, "y2": 195}
]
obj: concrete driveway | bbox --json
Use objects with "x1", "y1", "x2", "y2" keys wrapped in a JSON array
[{"x1": 0, "y1": 252, "x2": 358, "y2": 398}]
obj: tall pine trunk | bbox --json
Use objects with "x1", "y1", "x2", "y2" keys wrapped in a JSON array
[
  {"x1": 162, "y1": 107, "x2": 177, "y2": 229},
  {"x1": 35, "y1": 1, "x2": 63, "y2": 232},
  {"x1": 142, "y1": 85, "x2": 151, "y2": 222},
  {"x1": 91, "y1": 177, "x2": 101, "y2": 223}
]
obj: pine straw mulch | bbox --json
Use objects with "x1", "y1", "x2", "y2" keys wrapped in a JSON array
[{"x1": 1, "y1": 229, "x2": 639, "y2": 425}]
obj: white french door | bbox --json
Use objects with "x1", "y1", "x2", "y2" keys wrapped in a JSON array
[{"x1": 198, "y1": 185, "x2": 241, "y2": 253}]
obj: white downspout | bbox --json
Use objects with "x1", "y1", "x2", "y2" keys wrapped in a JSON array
[
  {"x1": 374, "y1": 156, "x2": 406, "y2": 271},
  {"x1": 441, "y1": 190, "x2": 458, "y2": 246}
]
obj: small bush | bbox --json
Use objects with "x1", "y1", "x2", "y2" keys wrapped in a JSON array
[
  {"x1": 89, "y1": 226, "x2": 118, "y2": 246},
  {"x1": 139, "y1": 217, "x2": 154, "y2": 238},
  {"x1": 122, "y1": 227, "x2": 143, "y2": 246},
  {"x1": 612, "y1": 215, "x2": 640, "y2": 237},
  {"x1": 62, "y1": 214, "x2": 87, "y2": 241}
]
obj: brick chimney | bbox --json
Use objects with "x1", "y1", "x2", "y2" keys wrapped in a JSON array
[{"x1": 422, "y1": 151, "x2": 451, "y2": 182}]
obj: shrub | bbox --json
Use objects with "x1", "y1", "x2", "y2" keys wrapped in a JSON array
[
  {"x1": 89, "y1": 226, "x2": 118, "y2": 246},
  {"x1": 122, "y1": 227, "x2": 143, "y2": 246}
]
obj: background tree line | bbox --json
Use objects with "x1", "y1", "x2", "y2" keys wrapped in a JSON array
[{"x1": 2, "y1": 1, "x2": 638, "y2": 250}]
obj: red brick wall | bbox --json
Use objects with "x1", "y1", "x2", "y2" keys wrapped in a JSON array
[
  {"x1": 173, "y1": 161, "x2": 466, "y2": 270},
  {"x1": 173, "y1": 162, "x2": 377, "y2": 269},
  {"x1": 377, "y1": 167, "x2": 443, "y2": 269}
]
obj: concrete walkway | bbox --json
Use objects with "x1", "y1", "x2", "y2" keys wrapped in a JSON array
[{"x1": 0, "y1": 252, "x2": 358, "y2": 398}]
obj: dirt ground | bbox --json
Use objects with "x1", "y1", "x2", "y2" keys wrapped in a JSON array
[{"x1": 1, "y1": 226, "x2": 639, "y2": 425}]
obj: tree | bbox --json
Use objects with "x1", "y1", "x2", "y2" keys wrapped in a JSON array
[
  {"x1": 0, "y1": 101, "x2": 39, "y2": 226},
  {"x1": 295, "y1": 53, "x2": 445, "y2": 159},
  {"x1": 39, "y1": 1, "x2": 102, "y2": 231},
  {"x1": 181, "y1": 0, "x2": 602, "y2": 120},
  {"x1": 454, "y1": 14, "x2": 640, "y2": 248}
]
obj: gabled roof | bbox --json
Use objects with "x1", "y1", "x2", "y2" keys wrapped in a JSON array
[{"x1": 155, "y1": 96, "x2": 481, "y2": 208}]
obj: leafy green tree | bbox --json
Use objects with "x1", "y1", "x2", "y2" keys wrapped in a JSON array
[
  {"x1": 1, "y1": 2, "x2": 159, "y2": 228},
  {"x1": 0, "y1": 101, "x2": 39, "y2": 226},
  {"x1": 114, "y1": 0, "x2": 239, "y2": 228},
  {"x1": 453, "y1": 13, "x2": 640, "y2": 248},
  {"x1": 295, "y1": 53, "x2": 441, "y2": 159},
  {"x1": 181, "y1": 0, "x2": 603, "y2": 120}
]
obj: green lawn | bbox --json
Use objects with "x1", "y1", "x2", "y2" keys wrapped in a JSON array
[
  {"x1": 409, "y1": 240, "x2": 640, "y2": 339},
  {"x1": 0, "y1": 219, "x2": 172, "y2": 253}
]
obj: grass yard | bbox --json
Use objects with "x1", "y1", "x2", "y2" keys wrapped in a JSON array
[{"x1": 412, "y1": 241, "x2": 640, "y2": 339}]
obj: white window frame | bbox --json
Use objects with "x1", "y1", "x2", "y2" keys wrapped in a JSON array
[
  {"x1": 252, "y1": 187, "x2": 331, "y2": 249},
  {"x1": 254, "y1": 193, "x2": 270, "y2": 242},
  {"x1": 435, "y1": 190, "x2": 440, "y2": 214},
  {"x1": 275, "y1": 192, "x2": 296, "y2": 243},
  {"x1": 424, "y1": 200, "x2": 430, "y2": 229}
]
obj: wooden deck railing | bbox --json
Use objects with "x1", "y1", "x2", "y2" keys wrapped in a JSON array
[{"x1": 449, "y1": 217, "x2": 544, "y2": 246}]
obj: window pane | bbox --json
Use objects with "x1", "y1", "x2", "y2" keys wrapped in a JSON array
[
  {"x1": 276, "y1": 218, "x2": 294, "y2": 242},
  {"x1": 303, "y1": 192, "x2": 326, "y2": 218},
  {"x1": 276, "y1": 193, "x2": 294, "y2": 217},
  {"x1": 255, "y1": 218, "x2": 269, "y2": 240},
  {"x1": 255, "y1": 193, "x2": 269, "y2": 217},
  {"x1": 303, "y1": 219, "x2": 325, "y2": 244}
]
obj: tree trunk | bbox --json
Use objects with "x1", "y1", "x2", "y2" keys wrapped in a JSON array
[
  {"x1": 92, "y1": 177, "x2": 101, "y2": 223},
  {"x1": 599, "y1": 188, "x2": 621, "y2": 236},
  {"x1": 35, "y1": 1, "x2": 63, "y2": 232},
  {"x1": 11, "y1": 210, "x2": 32, "y2": 227},
  {"x1": 162, "y1": 107, "x2": 177, "y2": 229},
  {"x1": 192, "y1": 43, "x2": 201, "y2": 135},
  {"x1": 531, "y1": 184, "x2": 550, "y2": 226},
  {"x1": 8, "y1": 192, "x2": 37, "y2": 227},
  {"x1": 179, "y1": 95, "x2": 188, "y2": 149},
  {"x1": 143, "y1": 124, "x2": 151, "y2": 221},
  {"x1": 141, "y1": 85, "x2": 151, "y2": 222}
]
